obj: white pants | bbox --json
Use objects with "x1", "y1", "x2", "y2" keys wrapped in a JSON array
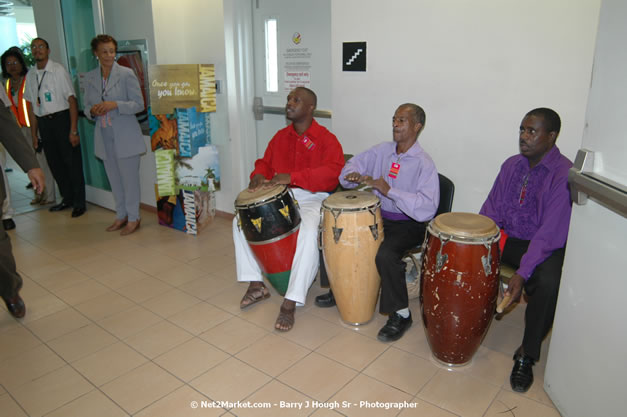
[{"x1": 233, "y1": 188, "x2": 328, "y2": 305}]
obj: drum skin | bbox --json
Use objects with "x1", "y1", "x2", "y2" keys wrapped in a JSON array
[
  {"x1": 235, "y1": 186, "x2": 301, "y2": 295},
  {"x1": 420, "y1": 213, "x2": 500, "y2": 366},
  {"x1": 321, "y1": 191, "x2": 383, "y2": 325}
]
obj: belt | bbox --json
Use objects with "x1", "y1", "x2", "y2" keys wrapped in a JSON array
[{"x1": 38, "y1": 109, "x2": 69, "y2": 120}]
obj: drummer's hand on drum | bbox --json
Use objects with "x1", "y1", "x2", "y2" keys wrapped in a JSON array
[
  {"x1": 504, "y1": 273, "x2": 525, "y2": 309},
  {"x1": 248, "y1": 174, "x2": 267, "y2": 192},
  {"x1": 344, "y1": 172, "x2": 364, "y2": 183},
  {"x1": 268, "y1": 173, "x2": 291, "y2": 187},
  {"x1": 363, "y1": 176, "x2": 391, "y2": 196}
]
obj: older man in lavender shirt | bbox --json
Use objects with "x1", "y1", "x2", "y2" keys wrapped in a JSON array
[
  {"x1": 329, "y1": 103, "x2": 439, "y2": 342},
  {"x1": 480, "y1": 107, "x2": 573, "y2": 393}
]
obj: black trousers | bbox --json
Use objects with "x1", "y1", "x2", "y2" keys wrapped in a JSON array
[
  {"x1": 376, "y1": 218, "x2": 427, "y2": 314},
  {"x1": 319, "y1": 218, "x2": 426, "y2": 314},
  {"x1": 37, "y1": 110, "x2": 85, "y2": 209},
  {"x1": 502, "y1": 237, "x2": 566, "y2": 361}
]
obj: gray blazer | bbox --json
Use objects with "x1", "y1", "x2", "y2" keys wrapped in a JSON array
[{"x1": 83, "y1": 62, "x2": 146, "y2": 160}]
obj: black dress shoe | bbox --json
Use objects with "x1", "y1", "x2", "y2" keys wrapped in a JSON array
[
  {"x1": 71, "y1": 207, "x2": 86, "y2": 218},
  {"x1": 3, "y1": 293, "x2": 26, "y2": 318},
  {"x1": 2, "y1": 219, "x2": 16, "y2": 230},
  {"x1": 49, "y1": 202, "x2": 71, "y2": 212},
  {"x1": 315, "y1": 290, "x2": 336, "y2": 307},
  {"x1": 377, "y1": 312, "x2": 412, "y2": 342},
  {"x1": 510, "y1": 353, "x2": 535, "y2": 392}
]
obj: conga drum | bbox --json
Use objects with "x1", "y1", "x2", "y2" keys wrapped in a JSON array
[
  {"x1": 420, "y1": 212, "x2": 500, "y2": 366},
  {"x1": 320, "y1": 191, "x2": 384, "y2": 325},
  {"x1": 235, "y1": 185, "x2": 301, "y2": 295}
]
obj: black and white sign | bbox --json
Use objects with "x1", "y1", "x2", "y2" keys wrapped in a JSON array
[{"x1": 342, "y1": 42, "x2": 367, "y2": 72}]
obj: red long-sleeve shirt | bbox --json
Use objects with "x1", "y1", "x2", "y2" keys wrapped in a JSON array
[{"x1": 251, "y1": 119, "x2": 345, "y2": 192}]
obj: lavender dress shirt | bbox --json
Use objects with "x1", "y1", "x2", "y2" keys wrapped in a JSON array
[
  {"x1": 480, "y1": 146, "x2": 573, "y2": 280},
  {"x1": 339, "y1": 141, "x2": 439, "y2": 222}
]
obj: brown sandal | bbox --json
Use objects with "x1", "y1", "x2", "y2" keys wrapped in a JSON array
[
  {"x1": 274, "y1": 305, "x2": 295, "y2": 332},
  {"x1": 240, "y1": 284, "x2": 270, "y2": 309}
]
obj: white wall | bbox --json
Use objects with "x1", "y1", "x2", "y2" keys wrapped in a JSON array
[
  {"x1": 544, "y1": 1, "x2": 627, "y2": 415},
  {"x1": 31, "y1": 0, "x2": 67, "y2": 65},
  {"x1": 102, "y1": 0, "x2": 156, "y2": 64},
  {"x1": 331, "y1": 0, "x2": 601, "y2": 212},
  {"x1": 150, "y1": 0, "x2": 233, "y2": 214}
]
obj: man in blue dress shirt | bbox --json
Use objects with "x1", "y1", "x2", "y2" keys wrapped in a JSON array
[{"x1": 317, "y1": 103, "x2": 439, "y2": 342}]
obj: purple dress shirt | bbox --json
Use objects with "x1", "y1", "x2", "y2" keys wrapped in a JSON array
[
  {"x1": 480, "y1": 146, "x2": 573, "y2": 280},
  {"x1": 340, "y1": 141, "x2": 439, "y2": 222}
]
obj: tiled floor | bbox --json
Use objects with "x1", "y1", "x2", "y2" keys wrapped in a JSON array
[{"x1": 1, "y1": 165, "x2": 561, "y2": 416}]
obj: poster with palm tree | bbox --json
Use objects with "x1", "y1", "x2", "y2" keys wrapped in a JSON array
[{"x1": 150, "y1": 106, "x2": 219, "y2": 234}]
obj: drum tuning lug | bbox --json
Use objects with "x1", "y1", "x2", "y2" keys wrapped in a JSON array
[
  {"x1": 436, "y1": 252, "x2": 448, "y2": 273},
  {"x1": 481, "y1": 253, "x2": 492, "y2": 276},
  {"x1": 369, "y1": 224, "x2": 379, "y2": 240},
  {"x1": 333, "y1": 227, "x2": 343, "y2": 243},
  {"x1": 435, "y1": 236, "x2": 450, "y2": 273}
]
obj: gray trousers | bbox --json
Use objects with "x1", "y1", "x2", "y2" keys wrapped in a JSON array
[{"x1": 101, "y1": 127, "x2": 141, "y2": 222}]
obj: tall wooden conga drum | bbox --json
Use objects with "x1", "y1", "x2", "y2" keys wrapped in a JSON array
[
  {"x1": 235, "y1": 185, "x2": 301, "y2": 295},
  {"x1": 320, "y1": 191, "x2": 383, "y2": 325},
  {"x1": 420, "y1": 212, "x2": 500, "y2": 366}
]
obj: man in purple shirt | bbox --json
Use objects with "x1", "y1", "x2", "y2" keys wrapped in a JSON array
[
  {"x1": 480, "y1": 107, "x2": 573, "y2": 393},
  {"x1": 316, "y1": 103, "x2": 439, "y2": 342}
]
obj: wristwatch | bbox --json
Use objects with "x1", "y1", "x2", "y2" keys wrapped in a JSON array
[{"x1": 71, "y1": 131, "x2": 79, "y2": 135}]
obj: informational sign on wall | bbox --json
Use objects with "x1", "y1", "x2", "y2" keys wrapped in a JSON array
[
  {"x1": 148, "y1": 64, "x2": 217, "y2": 115},
  {"x1": 284, "y1": 70, "x2": 311, "y2": 92},
  {"x1": 283, "y1": 32, "x2": 313, "y2": 93}
]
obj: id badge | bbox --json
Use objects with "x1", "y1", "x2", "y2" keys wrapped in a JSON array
[
  {"x1": 389, "y1": 162, "x2": 400, "y2": 178},
  {"x1": 44, "y1": 92, "x2": 52, "y2": 102},
  {"x1": 302, "y1": 136, "x2": 315, "y2": 150}
]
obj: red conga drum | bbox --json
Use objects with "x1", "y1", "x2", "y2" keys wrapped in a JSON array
[
  {"x1": 420, "y1": 212, "x2": 500, "y2": 366},
  {"x1": 235, "y1": 185, "x2": 301, "y2": 295}
]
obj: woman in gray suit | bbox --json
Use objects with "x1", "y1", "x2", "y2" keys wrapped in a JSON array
[{"x1": 84, "y1": 35, "x2": 145, "y2": 235}]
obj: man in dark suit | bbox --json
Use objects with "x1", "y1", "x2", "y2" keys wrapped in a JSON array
[{"x1": 0, "y1": 87, "x2": 44, "y2": 318}]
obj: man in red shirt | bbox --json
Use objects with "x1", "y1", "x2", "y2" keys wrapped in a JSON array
[{"x1": 233, "y1": 87, "x2": 344, "y2": 331}]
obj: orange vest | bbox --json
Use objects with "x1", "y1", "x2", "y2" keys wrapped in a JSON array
[{"x1": 5, "y1": 78, "x2": 30, "y2": 128}]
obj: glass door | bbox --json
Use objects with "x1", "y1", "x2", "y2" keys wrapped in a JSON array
[{"x1": 60, "y1": 0, "x2": 110, "y2": 190}]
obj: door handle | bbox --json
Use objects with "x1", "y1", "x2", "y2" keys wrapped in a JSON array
[{"x1": 253, "y1": 96, "x2": 332, "y2": 121}]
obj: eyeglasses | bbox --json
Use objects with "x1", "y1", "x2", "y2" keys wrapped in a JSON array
[
  {"x1": 5, "y1": 61, "x2": 20, "y2": 66},
  {"x1": 31, "y1": 44, "x2": 47, "y2": 50}
]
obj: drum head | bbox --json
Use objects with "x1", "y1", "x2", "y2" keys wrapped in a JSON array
[
  {"x1": 235, "y1": 184, "x2": 286, "y2": 206},
  {"x1": 322, "y1": 191, "x2": 380, "y2": 210},
  {"x1": 432, "y1": 212, "x2": 498, "y2": 239}
]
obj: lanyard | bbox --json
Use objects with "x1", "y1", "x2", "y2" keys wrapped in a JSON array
[
  {"x1": 36, "y1": 71, "x2": 47, "y2": 105},
  {"x1": 389, "y1": 152, "x2": 405, "y2": 179},
  {"x1": 100, "y1": 67, "x2": 109, "y2": 101}
]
